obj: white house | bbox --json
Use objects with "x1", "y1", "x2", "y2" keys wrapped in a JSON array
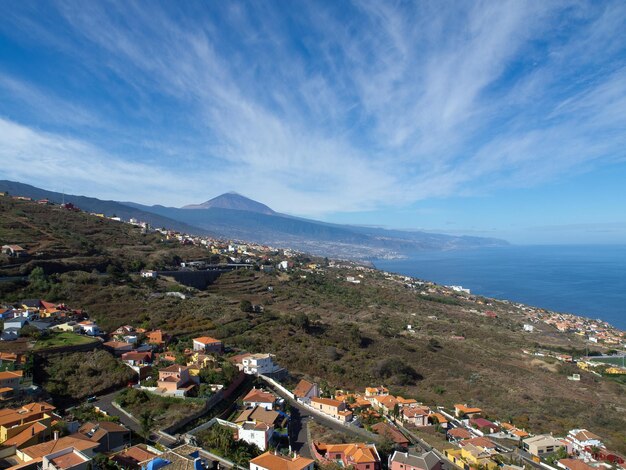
[
  {"x1": 242, "y1": 388, "x2": 276, "y2": 411},
  {"x1": 42, "y1": 447, "x2": 92, "y2": 470},
  {"x1": 241, "y1": 354, "x2": 281, "y2": 375},
  {"x1": 567, "y1": 429, "x2": 604, "y2": 455},
  {"x1": 523, "y1": 324, "x2": 535, "y2": 332},
  {"x1": 4, "y1": 318, "x2": 27, "y2": 330},
  {"x1": 277, "y1": 261, "x2": 290, "y2": 270},
  {"x1": 293, "y1": 379, "x2": 319, "y2": 404},
  {"x1": 238, "y1": 422, "x2": 273, "y2": 451},
  {"x1": 79, "y1": 321, "x2": 101, "y2": 336},
  {"x1": 140, "y1": 270, "x2": 157, "y2": 279},
  {"x1": 250, "y1": 452, "x2": 314, "y2": 470}
]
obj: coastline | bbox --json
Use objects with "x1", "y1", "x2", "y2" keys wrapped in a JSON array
[{"x1": 373, "y1": 244, "x2": 626, "y2": 332}]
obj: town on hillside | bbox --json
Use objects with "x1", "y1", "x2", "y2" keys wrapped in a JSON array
[{"x1": 0, "y1": 193, "x2": 625, "y2": 470}]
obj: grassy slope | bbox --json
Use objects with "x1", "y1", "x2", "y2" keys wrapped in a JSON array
[{"x1": 0, "y1": 198, "x2": 624, "y2": 452}]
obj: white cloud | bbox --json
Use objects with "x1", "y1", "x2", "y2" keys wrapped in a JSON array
[{"x1": 0, "y1": 1, "x2": 624, "y2": 216}]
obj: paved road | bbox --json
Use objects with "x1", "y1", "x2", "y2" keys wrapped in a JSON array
[
  {"x1": 92, "y1": 389, "x2": 178, "y2": 446},
  {"x1": 93, "y1": 390, "x2": 141, "y2": 433},
  {"x1": 261, "y1": 379, "x2": 380, "y2": 449},
  {"x1": 288, "y1": 405, "x2": 313, "y2": 458}
]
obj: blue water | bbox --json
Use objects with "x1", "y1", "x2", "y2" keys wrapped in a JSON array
[{"x1": 374, "y1": 245, "x2": 626, "y2": 330}]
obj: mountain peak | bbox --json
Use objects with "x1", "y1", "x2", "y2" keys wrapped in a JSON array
[{"x1": 181, "y1": 192, "x2": 276, "y2": 215}]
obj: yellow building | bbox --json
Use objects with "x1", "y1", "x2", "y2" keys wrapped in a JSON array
[
  {"x1": 444, "y1": 445, "x2": 499, "y2": 470},
  {"x1": 186, "y1": 352, "x2": 215, "y2": 376},
  {"x1": 0, "y1": 403, "x2": 55, "y2": 444},
  {"x1": 605, "y1": 366, "x2": 626, "y2": 375}
]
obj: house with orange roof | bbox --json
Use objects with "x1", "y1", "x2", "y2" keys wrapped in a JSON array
[
  {"x1": 192, "y1": 336, "x2": 223, "y2": 354},
  {"x1": 402, "y1": 407, "x2": 430, "y2": 426},
  {"x1": 313, "y1": 442, "x2": 381, "y2": 470},
  {"x1": 293, "y1": 379, "x2": 319, "y2": 403},
  {"x1": 447, "y1": 427, "x2": 472, "y2": 442},
  {"x1": 0, "y1": 370, "x2": 23, "y2": 393},
  {"x1": 111, "y1": 444, "x2": 160, "y2": 469},
  {"x1": 459, "y1": 437, "x2": 497, "y2": 450},
  {"x1": 0, "y1": 402, "x2": 55, "y2": 444},
  {"x1": 371, "y1": 422, "x2": 409, "y2": 448},
  {"x1": 250, "y1": 451, "x2": 314, "y2": 470},
  {"x1": 428, "y1": 413, "x2": 448, "y2": 429},
  {"x1": 454, "y1": 404, "x2": 482, "y2": 418},
  {"x1": 389, "y1": 450, "x2": 443, "y2": 470},
  {"x1": 145, "y1": 329, "x2": 167, "y2": 347},
  {"x1": 41, "y1": 446, "x2": 93, "y2": 470},
  {"x1": 243, "y1": 388, "x2": 277, "y2": 411},
  {"x1": 396, "y1": 396, "x2": 419, "y2": 407},
  {"x1": 102, "y1": 341, "x2": 133, "y2": 356},
  {"x1": 310, "y1": 397, "x2": 353, "y2": 423},
  {"x1": 16, "y1": 433, "x2": 99, "y2": 464},
  {"x1": 365, "y1": 386, "x2": 389, "y2": 398},
  {"x1": 157, "y1": 365, "x2": 197, "y2": 397},
  {"x1": 557, "y1": 459, "x2": 596, "y2": 470}
]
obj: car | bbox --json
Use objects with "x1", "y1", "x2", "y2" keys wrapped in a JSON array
[{"x1": 86, "y1": 396, "x2": 97, "y2": 403}]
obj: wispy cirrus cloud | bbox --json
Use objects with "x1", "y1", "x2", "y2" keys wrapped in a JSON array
[{"x1": 0, "y1": 1, "x2": 625, "y2": 216}]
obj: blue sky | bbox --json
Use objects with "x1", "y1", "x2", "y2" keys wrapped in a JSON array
[{"x1": 1, "y1": 1, "x2": 625, "y2": 244}]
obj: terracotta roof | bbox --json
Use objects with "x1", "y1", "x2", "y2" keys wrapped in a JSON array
[
  {"x1": 315, "y1": 442, "x2": 380, "y2": 465},
  {"x1": 48, "y1": 450, "x2": 88, "y2": 469},
  {"x1": 193, "y1": 336, "x2": 222, "y2": 345},
  {"x1": 22, "y1": 434, "x2": 98, "y2": 459},
  {"x1": 430, "y1": 413, "x2": 448, "y2": 424},
  {"x1": 243, "y1": 388, "x2": 276, "y2": 404},
  {"x1": 250, "y1": 451, "x2": 314, "y2": 470},
  {"x1": 4, "y1": 421, "x2": 48, "y2": 447},
  {"x1": 0, "y1": 370, "x2": 23, "y2": 380},
  {"x1": 459, "y1": 437, "x2": 497, "y2": 449},
  {"x1": 293, "y1": 379, "x2": 315, "y2": 398},
  {"x1": 78, "y1": 421, "x2": 129, "y2": 443},
  {"x1": 448, "y1": 428, "x2": 472, "y2": 439},
  {"x1": 0, "y1": 402, "x2": 55, "y2": 427},
  {"x1": 572, "y1": 429, "x2": 602, "y2": 443},
  {"x1": 235, "y1": 406, "x2": 280, "y2": 426},
  {"x1": 559, "y1": 459, "x2": 596, "y2": 470},
  {"x1": 112, "y1": 444, "x2": 159, "y2": 468},
  {"x1": 455, "y1": 404, "x2": 482, "y2": 414},
  {"x1": 379, "y1": 395, "x2": 399, "y2": 409},
  {"x1": 102, "y1": 341, "x2": 132, "y2": 349},
  {"x1": 311, "y1": 397, "x2": 342, "y2": 408}
]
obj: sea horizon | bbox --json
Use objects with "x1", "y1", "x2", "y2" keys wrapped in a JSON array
[{"x1": 374, "y1": 244, "x2": 626, "y2": 330}]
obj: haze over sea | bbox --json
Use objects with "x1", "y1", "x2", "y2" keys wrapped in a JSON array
[{"x1": 374, "y1": 245, "x2": 626, "y2": 330}]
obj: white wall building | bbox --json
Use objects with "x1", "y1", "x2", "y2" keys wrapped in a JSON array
[
  {"x1": 242, "y1": 354, "x2": 280, "y2": 375},
  {"x1": 238, "y1": 422, "x2": 273, "y2": 451}
]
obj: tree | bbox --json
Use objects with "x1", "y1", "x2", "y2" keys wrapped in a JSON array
[
  {"x1": 392, "y1": 403, "x2": 400, "y2": 421},
  {"x1": 239, "y1": 300, "x2": 253, "y2": 313},
  {"x1": 139, "y1": 410, "x2": 155, "y2": 442},
  {"x1": 23, "y1": 354, "x2": 35, "y2": 378},
  {"x1": 292, "y1": 312, "x2": 310, "y2": 331},
  {"x1": 28, "y1": 267, "x2": 49, "y2": 292}
]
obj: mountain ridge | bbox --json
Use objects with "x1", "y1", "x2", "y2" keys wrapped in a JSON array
[
  {"x1": 0, "y1": 180, "x2": 508, "y2": 259},
  {"x1": 181, "y1": 192, "x2": 276, "y2": 215}
]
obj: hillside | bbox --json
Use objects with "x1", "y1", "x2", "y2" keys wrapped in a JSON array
[
  {"x1": 0, "y1": 180, "x2": 213, "y2": 237},
  {"x1": 0, "y1": 180, "x2": 507, "y2": 259},
  {"x1": 0, "y1": 198, "x2": 624, "y2": 453},
  {"x1": 0, "y1": 196, "x2": 209, "y2": 277}
]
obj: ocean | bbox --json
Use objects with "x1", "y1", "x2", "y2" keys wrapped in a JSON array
[{"x1": 374, "y1": 245, "x2": 626, "y2": 330}]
